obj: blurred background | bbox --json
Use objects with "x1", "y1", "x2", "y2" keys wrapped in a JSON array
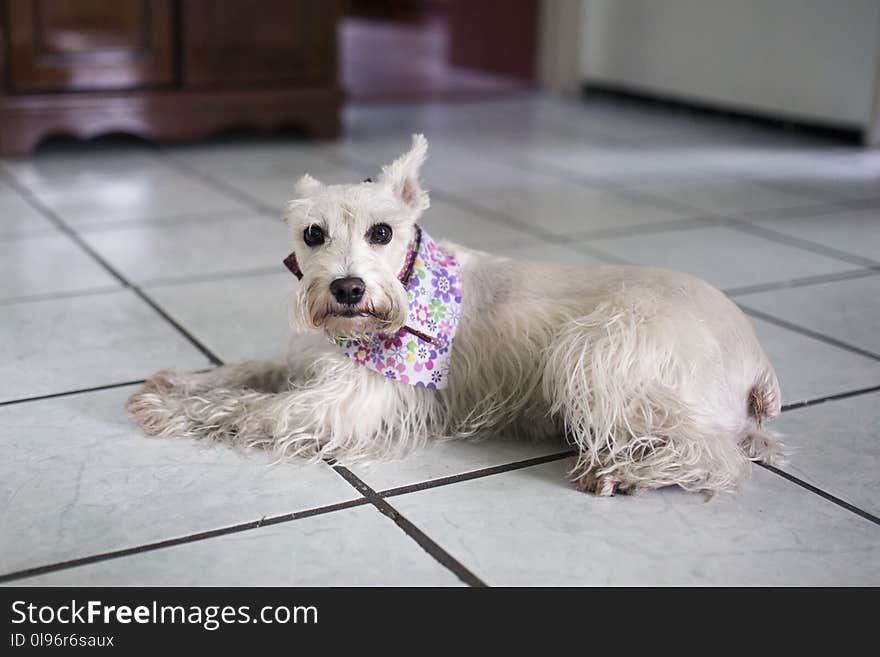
[{"x1": 1, "y1": 0, "x2": 879, "y2": 151}]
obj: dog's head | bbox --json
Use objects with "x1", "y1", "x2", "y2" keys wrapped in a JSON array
[{"x1": 283, "y1": 134, "x2": 430, "y2": 338}]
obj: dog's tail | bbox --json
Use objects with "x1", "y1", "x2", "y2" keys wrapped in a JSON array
[{"x1": 742, "y1": 366, "x2": 785, "y2": 466}]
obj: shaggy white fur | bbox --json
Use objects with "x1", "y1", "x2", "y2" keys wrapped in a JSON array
[{"x1": 128, "y1": 134, "x2": 783, "y2": 496}]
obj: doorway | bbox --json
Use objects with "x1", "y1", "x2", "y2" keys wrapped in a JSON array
[{"x1": 341, "y1": 0, "x2": 538, "y2": 102}]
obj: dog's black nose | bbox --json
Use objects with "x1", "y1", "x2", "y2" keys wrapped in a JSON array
[{"x1": 330, "y1": 277, "x2": 366, "y2": 305}]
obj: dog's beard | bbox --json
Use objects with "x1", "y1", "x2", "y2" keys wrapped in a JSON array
[
  {"x1": 291, "y1": 277, "x2": 407, "y2": 338},
  {"x1": 320, "y1": 302, "x2": 398, "y2": 337}
]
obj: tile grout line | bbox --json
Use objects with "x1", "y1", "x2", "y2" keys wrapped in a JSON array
[
  {"x1": 0, "y1": 266, "x2": 287, "y2": 308},
  {"x1": 0, "y1": 228, "x2": 68, "y2": 243},
  {"x1": 761, "y1": 388, "x2": 880, "y2": 526},
  {"x1": 72, "y1": 208, "x2": 265, "y2": 233},
  {"x1": 322, "y1": 148, "x2": 666, "y2": 266},
  {"x1": 0, "y1": 210, "x2": 276, "y2": 244},
  {"x1": 131, "y1": 289, "x2": 224, "y2": 366},
  {"x1": 326, "y1": 144, "x2": 880, "y2": 273},
  {"x1": 0, "y1": 498, "x2": 371, "y2": 585},
  {"x1": 576, "y1": 178, "x2": 880, "y2": 270},
  {"x1": 159, "y1": 136, "x2": 880, "y2": 278},
  {"x1": 740, "y1": 194, "x2": 880, "y2": 221},
  {"x1": 3, "y1": 247, "x2": 878, "y2": 311},
  {"x1": 739, "y1": 304, "x2": 880, "y2": 362},
  {"x1": 0, "y1": 285, "x2": 124, "y2": 308},
  {"x1": 160, "y1": 145, "x2": 635, "y2": 270},
  {"x1": 558, "y1": 215, "x2": 723, "y2": 242},
  {"x1": 721, "y1": 216, "x2": 880, "y2": 269},
  {"x1": 0, "y1": 379, "x2": 148, "y2": 408},
  {"x1": 378, "y1": 450, "x2": 576, "y2": 499},
  {"x1": 488, "y1": 127, "x2": 880, "y2": 229},
  {"x1": 756, "y1": 463, "x2": 880, "y2": 527},
  {"x1": 3, "y1": 384, "x2": 878, "y2": 582},
  {"x1": 139, "y1": 265, "x2": 283, "y2": 289},
  {"x1": 746, "y1": 177, "x2": 849, "y2": 204},
  {"x1": 723, "y1": 267, "x2": 880, "y2": 298},
  {"x1": 157, "y1": 150, "x2": 283, "y2": 219},
  {"x1": 780, "y1": 383, "x2": 880, "y2": 413},
  {"x1": 331, "y1": 464, "x2": 488, "y2": 587},
  {"x1": 0, "y1": 169, "x2": 224, "y2": 367},
  {"x1": 405, "y1": 132, "x2": 880, "y2": 270},
  {"x1": 322, "y1": 149, "x2": 570, "y2": 242}
]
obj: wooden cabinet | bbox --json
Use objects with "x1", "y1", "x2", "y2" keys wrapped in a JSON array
[
  {"x1": 0, "y1": 0, "x2": 342, "y2": 155},
  {"x1": 182, "y1": 0, "x2": 336, "y2": 88},
  {"x1": 5, "y1": 0, "x2": 174, "y2": 93}
]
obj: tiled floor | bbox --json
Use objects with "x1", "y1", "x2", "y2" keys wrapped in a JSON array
[{"x1": 1, "y1": 95, "x2": 878, "y2": 586}]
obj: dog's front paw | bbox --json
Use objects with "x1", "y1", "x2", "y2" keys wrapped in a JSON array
[
  {"x1": 571, "y1": 462, "x2": 641, "y2": 497},
  {"x1": 140, "y1": 369, "x2": 188, "y2": 395},
  {"x1": 126, "y1": 371, "x2": 189, "y2": 437}
]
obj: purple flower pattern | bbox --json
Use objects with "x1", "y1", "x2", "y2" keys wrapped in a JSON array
[{"x1": 338, "y1": 228, "x2": 462, "y2": 389}]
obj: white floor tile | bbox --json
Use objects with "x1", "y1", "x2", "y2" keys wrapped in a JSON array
[
  {"x1": 476, "y1": 179, "x2": 695, "y2": 236},
  {"x1": 350, "y1": 437, "x2": 568, "y2": 492},
  {"x1": 0, "y1": 183, "x2": 57, "y2": 238},
  {"x1": 204, "y1": 171, "x2": 349, "y2": 210},
  {"x1": 749, "y1": 316, "x2": 880, "y2": 406},
  {"x1": 339, "y1": 138, "x2": 697, "y2": 235},
  {"x1": 143, "y1": 273, "x2": 294, "y2": 363},
  {"x1": 590, "y1": 225, "x2": 855, "y2": 290},
  {"x1": 739, "y1": 276, "x2": 880, "y2": 356},
  {"x1": 392, "y1": 460, "x2": 879, "y2": 585},
  {"x1": 629, "y1": 178, "x2": 822, "y2": 217},
  {"x1": 421, "y1": 199, "x2": 535, "y2": 248},
  {"x1": 0, "y1": 233, "x2": 120, "y2": 302},
  {"x1": 81, "y1": 215, "x2": 289, "y2": 284},
  {"x1": 0, "y1": 386, "x2": 359, "y2": 575},
  {"x1": 775, "y1": 393, "x2": 880, "y2": 517},
  {"x1": 18, "y1": 505, "x2": 463, "y2": 586},
  {"x1": 29, "y1": 169, "x2": 253, "y2": 228},
  {"x1": 760, "y1": 175, "x2": 880, "y2": 202},
  {"x1": 0, "y1": 290, "x2": 211, "y2": 401},
  {"x1": 754, "y1": 207, "x2": 880, "y2": 264},
  {"x1": 166, "y1": 140, "x2": 346, "y2": 182},
  {"x1": 2, "y1": 146, "x2": 168, "y2": 188},
  {"x1": 522, "y1": 139, "x2": 714, "y2": 183},
  {"x1": 491, "y1": 240, "x2": 611, "y2": 267}
]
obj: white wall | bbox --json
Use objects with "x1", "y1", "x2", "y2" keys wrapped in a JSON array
[{"x1": 581, "y1": 0, "x2": 880, "y2": 129}]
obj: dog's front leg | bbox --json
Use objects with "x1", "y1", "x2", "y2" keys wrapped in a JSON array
[
  {"x1": 125, "y1": 360, "x2": 287, "y2": 440},
  {"x1": 127, "y1": 332, "x2": 339, "y2": 433},
  {"x1": 247, "y1": 364, "x2": 434, "y2": 462},
  {"x1": 148, "y1": 359, "x2": 295, "y2": 395},
  {"x1": 129, "y1": 356, "x2": 432, "y2": 462}
]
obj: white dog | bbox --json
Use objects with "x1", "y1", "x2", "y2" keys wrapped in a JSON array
[{"x1": 128, "y1": 134, "x2": 783, "y2": 496}]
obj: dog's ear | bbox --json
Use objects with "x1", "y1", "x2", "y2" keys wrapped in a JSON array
[
  {"x1": 293, "y1": 173, "x2": 323, "y2": 198},
  {"x1": 381, "y1": 134, "x2": 429, "y2": 211},
  {"x1": 282, "y1": 198, "x2": 312, "y2": 225}
]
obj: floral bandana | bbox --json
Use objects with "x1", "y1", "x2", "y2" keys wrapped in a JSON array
[{"x1": 283, "y1": 226, "x2": 462, "y2": 389}]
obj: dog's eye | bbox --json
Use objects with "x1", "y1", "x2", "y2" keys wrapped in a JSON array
[
  {"x1": 303, "y1": 224, "x2": 325, "y2": 247},
  {"x1": 368, "y1": 223, "x2": 393, "y2": 245}
]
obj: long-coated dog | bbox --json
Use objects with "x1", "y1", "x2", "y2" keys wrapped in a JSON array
[{"x1": 128, "y1": 135, "x2": 783, "y2": 496}]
